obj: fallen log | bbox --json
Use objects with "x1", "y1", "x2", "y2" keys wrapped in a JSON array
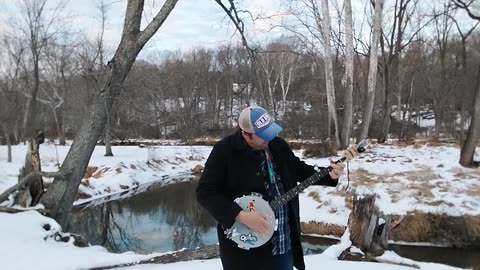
[
  {"x1": 0, "y1": 171, "x2": 67, "y2": 205},
  {"x1": 89, "y1": 244, "x2": 220, "y2": 270},
  {"x1": 0, "y1": 206, "x2": 49, "y2": 215}
]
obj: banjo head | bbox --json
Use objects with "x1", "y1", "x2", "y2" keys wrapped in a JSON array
[{"x1": 225, "y1": 193, "x2": 276, "y2": 249}]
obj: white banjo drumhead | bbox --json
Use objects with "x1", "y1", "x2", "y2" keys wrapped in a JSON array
[{"x1": 229, "y1": 193, "x2": 275, "y2": 249}]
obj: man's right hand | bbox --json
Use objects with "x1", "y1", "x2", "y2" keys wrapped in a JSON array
[{"x1": 235, "y1": 211, "x2": 271, "y2": 234}]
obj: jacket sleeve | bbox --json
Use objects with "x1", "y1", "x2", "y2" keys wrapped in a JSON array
[
  {"x1": 281, "y1": 139, "x2": 338, "y2": 187},
  {"x1": 196, "y1": 142, "x2": 243, "y2": 228}
]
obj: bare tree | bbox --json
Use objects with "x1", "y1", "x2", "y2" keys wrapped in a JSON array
[
  {"x1": 452, "y1": 0, "x2": 480, "y2": 20},
  {"x1": 359, "y1": 0, "x2": 384, "y2": 142},
  {"x1": 342, "y1": 0, "x2": 354, "y2": 147},
  {"x1": 277, "y1": 41, "x2": 299, "y2": 116},
  {"x1": 427, "y1": 4, "x2": 455, "y2": 140},
  {"x1": 0, "y1": 39, "x2": 26, "y2": 162},
  {"x1": 39, "y1": 0, "x2": 179, "y2": 227},
  {"x1": 97, "y1": 0, "x2": 114, "y2": 157},
  {"x1": 14, "y1": 0, "x2": 66, "y2": 141},
  {"x1": 39, "y1": 40, "x2": 75, "y2": 146},
  {"x1": 449, "y1": 2, "x2": 479, "y2": 145},
  {"x1": 452, "y1": 0, "x2": 480, "y2": 167},
  {"x1": 258, "y1": 49, "x2": 280, "y2": 117},
  {"x1": 320, "y1": 0, "x2": 340, "y2": 145},
  {"x1": 214, "y1": 0, "x2": 265, "y2": 110}
]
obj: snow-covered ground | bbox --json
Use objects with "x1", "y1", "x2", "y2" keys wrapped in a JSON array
[{"x1": 0, "y1": 140, "x2": 478, "y2": 269}]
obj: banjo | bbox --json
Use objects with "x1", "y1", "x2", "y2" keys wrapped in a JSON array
[{"x1": 224, "y1": 141, "x2": 366, "y2": 249}]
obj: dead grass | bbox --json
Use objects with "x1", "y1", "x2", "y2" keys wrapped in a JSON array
[
  {"x1": 465, "y1": 186, "x2": 480, "y2": 197},
  {"x1": 300, "y1": 221, "x2": 345, "y2": 236},
  {"x1": 307, "y1": 191, "x2": 321, "y2": 203},
  {"x1": 83, "y1": 166, "x2": 98, "y2": 178},
  {"x1": 342, "y1": 192, "x2": 356, "y2": 210},
  {"x1": 92, "y1": 167, "x2": 111, "y2": 178},
  {"x1": 75, "y1": 191, "x2": 92, "y2": 201},
  {"x1": 387, "y1": 188, "x2": 402, "y2": 203},
  {"x1": 412, "y1": 183, "x2": 435, "y2": 198},
  {"x1": 390, "y1": 140, "x2": 415, "y2": 147},
  {"x1": 402, "y1": 168, "x2": 438, "y2": 182},
  {"x1": 186, "y1": 136, "x2": 220, "y2": 146},
  {"x1": 450, "y1": 167, "x2": 480, "y2": 180},
  {"x1": 300, "y1": 211, "x2": 480, "y2": 247},
  {"x1": 423, "y1": 200, "x2": 454, "y2": 207},
  {"x1": 191, "y1": 164, "x2": 203, "y2": 175},
  {"x1": 302, "y1": 142, "x2": 336, "y2": 158},
  {"x1": 352, "y1": 168, "x2": 378, "y2": 186},
  {"x1": 390, "y1": 211, "x2": 480, "y2": 247},
  {"x1": 387, "y1": 138, "x2": 462, "y2": 149}
]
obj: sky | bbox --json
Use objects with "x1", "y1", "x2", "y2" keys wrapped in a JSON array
[
  {"x1": 2, "y1": 0, "x2": 477, "y2": 65},
  {"x1": 0, "y1": 139, "x2": 479, "y2": 269},
  {"x1": 0, "y1": 0, "x2": 285, "y2": 59}
]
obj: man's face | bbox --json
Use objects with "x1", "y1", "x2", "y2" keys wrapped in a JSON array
[{"x1": 243, "y1": 131, "x2": 269, "y2": 150}]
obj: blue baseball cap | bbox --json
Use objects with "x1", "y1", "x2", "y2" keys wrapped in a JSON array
[{"x1": 238, "y1": 106, "x2": 283, "y2": 142}]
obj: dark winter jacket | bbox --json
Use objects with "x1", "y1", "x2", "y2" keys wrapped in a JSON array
[{"x1": 196, "y1": 129, "x2": 338, "y2": 270}]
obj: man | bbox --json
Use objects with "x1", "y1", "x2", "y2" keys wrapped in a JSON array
[{"x1": 196, "y1": 106, "x2": 345, "y2": 270}]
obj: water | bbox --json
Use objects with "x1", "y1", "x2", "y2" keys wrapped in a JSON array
[
  {"x1": 67, "y1": 180, "x2": 217, "y2": 253},
  {"x1": 66, "y1": 179, "x2": 480, "y2": 269},
  {"x1": 390, "y1": 244, "x2": 480, "y2": 270}
]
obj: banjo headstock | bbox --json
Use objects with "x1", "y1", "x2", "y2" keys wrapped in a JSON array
[{"x1": 340, "y1": 140, "x2": 367, "y2": 162}]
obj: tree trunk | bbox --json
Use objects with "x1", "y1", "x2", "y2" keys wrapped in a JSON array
[
  {"x1": 15, "y1": 130, "x2": 45, "y2": 207},
  {"x1": 321, "y1": 0, "x2": 340, "y2": 146},
  {"x1": 341, "y1": 0, "x2": 354, "y2": 148},
  {"x1": 459, "y1": 67, "x2": 480, "y2": 167},
  {"x1": 52, "y1": 106, "x2": 66, "y2": 146},
  {"x1": 359, "y1": 0, "x2": 384, "y2": 142},
  {"x1": 1, "y1": 124, "x2": 12, "y2": 163},
  {"x1": 348, "y1": 195, "x2": 390, "y2": 256},
  {"x1": 22, "y1": 96, "x2": 37, "y2": 141},
  {"x1": 39, "y1": 0, "x2": 179, "y2": 228},
  {"x1": 104, "y1": 115, "x2": 113, "y2": 157},
  {"x1": 400, "y1": 76, "x2": 414, "y2": 140}
]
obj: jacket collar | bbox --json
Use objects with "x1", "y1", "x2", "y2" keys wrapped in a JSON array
[
  {"x1": 232, "y1": 128, "x2": 276, "y2": 153},
  {"x1": 232, "y1": 128, "x2": 250, "y2": 151}
]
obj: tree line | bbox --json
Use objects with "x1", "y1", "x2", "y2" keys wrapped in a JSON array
[
  {"x1": 1, "y1": 1, "x2": 478, "y2": 145},
  {"x1": 0, "y1": 0, "x2": 479, "y2": 227}
]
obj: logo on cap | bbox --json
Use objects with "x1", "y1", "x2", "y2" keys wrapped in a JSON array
[{"x1": 254, "y1": 113, "x2": 271, "y2": 129}]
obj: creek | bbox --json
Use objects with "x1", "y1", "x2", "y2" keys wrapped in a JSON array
[{"x1": 66, "y1": 179, "x2": 480, "y2": 269}]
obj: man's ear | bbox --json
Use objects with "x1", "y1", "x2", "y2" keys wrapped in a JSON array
[{"x1": 242, "y1": 130, "x2": 253, "y2": 139}]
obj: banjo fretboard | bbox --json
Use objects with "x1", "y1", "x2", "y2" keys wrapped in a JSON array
[
  {"x1": 268, "y1": 167, "x2": 328, "y2": 211},
  {"x1": 268, "y1": 156, "x2": 348, "y2": 211}
]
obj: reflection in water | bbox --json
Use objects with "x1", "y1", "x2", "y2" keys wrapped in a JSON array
[{"x1": 66, "y1": 180, "x2": 217, "y2": 254}]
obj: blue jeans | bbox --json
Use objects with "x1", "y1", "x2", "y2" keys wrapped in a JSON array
[{"x1": 272, "y1": 249, "x2": 294, "y2": 270}]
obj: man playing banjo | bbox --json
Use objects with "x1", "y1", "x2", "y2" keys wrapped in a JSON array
[{"x1": 196, "y1": 106, "x2": 347, "y2": 270}]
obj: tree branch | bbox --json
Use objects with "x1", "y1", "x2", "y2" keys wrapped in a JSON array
[
  {"x1": 452, "y1": 0, "x2": 480, "y2": 21},
  {"x1": 123, "y1": 0, "x2": 144, "y2": 35},
  {"x1": 0, "y1": 170, "x2": 68, "y2": 204},
  {"x1": 138, "y1": 0, "x2": 179, "y2": 47}
]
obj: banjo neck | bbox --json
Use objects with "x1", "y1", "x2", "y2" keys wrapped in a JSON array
[{"x1": 269, "y1": 157, "x2": 346, "y2": 212}]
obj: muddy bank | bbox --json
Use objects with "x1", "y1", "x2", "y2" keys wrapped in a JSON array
[{"x1": 301, "y1": 212, "x2": 480, "y2": 248}]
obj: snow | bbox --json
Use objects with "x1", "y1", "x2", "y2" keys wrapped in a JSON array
[
  {"x1": 0, "y1": 140, "x2": 478, "y2": 269},
  {"x1": 0, "y1": 211, "x2": 462, "y2": 270}
]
